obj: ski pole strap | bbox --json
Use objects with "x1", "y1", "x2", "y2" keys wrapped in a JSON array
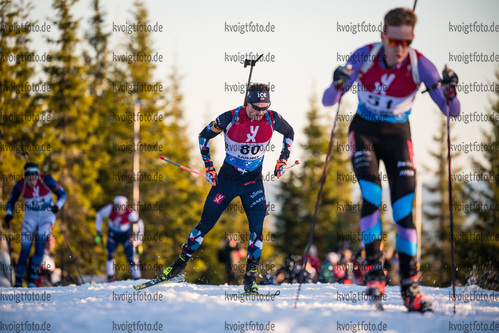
[{"x1": 422, "y1": 80, "x2": 441, "y2": 94}]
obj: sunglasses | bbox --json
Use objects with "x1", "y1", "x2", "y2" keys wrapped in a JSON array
[
  {"x1": 382, "y1": 32, "x2": 413, "y2": 47},
  {"x1": 250, "y1": 102, "x2": 271, "y2": 111}
]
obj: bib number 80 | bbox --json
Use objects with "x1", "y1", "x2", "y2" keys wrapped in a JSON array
[{"x1": 240, "y1": 144, "x2": 262, "y2": 155}]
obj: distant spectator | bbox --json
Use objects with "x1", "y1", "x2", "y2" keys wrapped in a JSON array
[
  {"x1": 319, "y1": 252, "x2": 339, "y2": 283},
  {"x1": 217, "y1": 236, "x2": 246, "y2": 285},
  {"x1": 384, "y1": 247, "x2": 400, "y2": 286},
  {"x1": 352, "y1": 249, "x2": 366, "y2": 285},
  {"x1": 0, "y1": 237, "x2": 13, "y2": 287}
]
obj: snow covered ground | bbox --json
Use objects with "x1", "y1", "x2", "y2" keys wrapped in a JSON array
[{"x1": 1, "y1": 281, "x2": 498, "y2": 333}]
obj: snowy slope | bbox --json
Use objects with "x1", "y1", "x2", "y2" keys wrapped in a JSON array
[{"x1": 1, "y1": 281, "x2": 498, "y2": 333}]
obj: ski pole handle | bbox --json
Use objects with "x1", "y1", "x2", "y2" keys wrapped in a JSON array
[
  {"x1": 159, "y1": 155, "x2": 207, "y2": 179},
  {"x1": 285, "y1": 160, "x2": 300, "y2": 170}
]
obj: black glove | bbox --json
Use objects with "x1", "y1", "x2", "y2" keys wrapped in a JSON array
[
  {"x1": 442, "y1": 66, "x2": 458, "y2": 100},
  {"x1": 333, "y1": 65, "x2": 353, "y2": 91},
  {"x1": 4, "y1": 214, "x2": 13, "y2": 229},
  {"x1": 51, "y1": 205, "x2": 59, "y2": 214}
]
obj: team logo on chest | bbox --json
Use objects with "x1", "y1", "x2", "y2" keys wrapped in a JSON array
[
  {"x1": 32, "y1": 186, "x2": 40, "y2": 199},
  {"x1": 377, "y1": 73, "x2": 395, "y2": 96},
  {"x1": 246, "y1": 126, "x2": 259, "y2": 143}
]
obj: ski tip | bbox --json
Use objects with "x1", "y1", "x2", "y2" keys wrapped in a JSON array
[
  {"x1": 160, "y1": 155, "x2": 164, "y2": 160},
  {"x1": 295, "y1": 160, "x2": 300, "y2": 165}
]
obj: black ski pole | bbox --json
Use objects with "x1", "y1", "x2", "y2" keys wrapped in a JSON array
[
  {"x1": 294, "y1": 91, "x2": 346, "y2": 308},
  {"x1": 413, "y1": 0, "x2": 418, "y2": 12},
  {"x1": 7, "y1": 226, "x2": 13, "y2": 286},
  {"x1": 444, "y1": 65, "x2": 457, "y2": 314},
  {"x1": 243, "y1": 54, "x2": 264, "y2": 107},
  {"x1": 56, "y1": 219, "x2": 84, "y2": 285}
]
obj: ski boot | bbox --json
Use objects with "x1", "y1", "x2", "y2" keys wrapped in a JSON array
[
  {"x1": 243, "y1": 259, "x2": 259, "y2": 294},
  {"x1": 107, "y1": 275, "x2": 116, "y2": 283},
  {"x1": 364, "y1": 261, "x2": 386, "y2": 300},
  {"x1": 401, "y1": 277, "x2": 432, "y2": 312},
  {"x1": 27, "y1": 273, "x2": 38, "y2": 288},
  {"x1": 159, "y1": 252, "x2": 190, "y2": 282},
  {"x1": 14, "y1": 276, "x2": 23, "y2": 288}
]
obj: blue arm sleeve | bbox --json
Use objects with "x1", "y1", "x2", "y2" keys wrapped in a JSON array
[
  {"x1": 199, "y1": 110, "x2": 233, "y2": 168},
  {"x1": 6, "y1": 181, "x2": 22, "y2": 215},
  {"x1": 44, "y1": 174, "x2": 67, "y2": 209}
]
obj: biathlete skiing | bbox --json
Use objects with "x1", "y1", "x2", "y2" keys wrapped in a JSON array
[
  {"x1": 95, "y1": 195, "x2": 143, "y2": 282},
  {"x1": 4, "y1": 162, "x2": 67, "y2": 287},
  {"x1": 322, "y1": 7, "x2": 460, "y2": 312},
  {"x1": 154, "y1": 83, "x2": 294, "y2": 294}
]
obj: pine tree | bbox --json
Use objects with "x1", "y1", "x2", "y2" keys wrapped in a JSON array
[
  {"x1": 0, "y1": 0, "x2": 45, "y2": 262},
  {"x1": 115, "y1": 1, "x2": 207, "y2": 282},
  {"x1": 42, "y1": 0, "x2": 102, "y2": 283},
  {"x1": 421, "y1": 116, "x2": 465, "y2": 287},
  {"x1": 461, "y1": 67, "x2": 499, "y2": 291}
]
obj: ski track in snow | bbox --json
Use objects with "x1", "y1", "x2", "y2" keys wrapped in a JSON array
[{"x1": 0, "y1": 282, "x2": 498, "y2": 333}]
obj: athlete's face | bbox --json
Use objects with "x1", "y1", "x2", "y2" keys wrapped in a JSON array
[
  {"x1": 246, "y1": 103, "x2": 269, "y2": 121},
  {"x1": 114, "y1": 203, "x2": 126, "y2": 215},
  {"x1": 25, "y1": 174, "x2": 39, "y2": 188},
  {"x1": 381, "y1": 25, "x2": 414, "y2": 68}
]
